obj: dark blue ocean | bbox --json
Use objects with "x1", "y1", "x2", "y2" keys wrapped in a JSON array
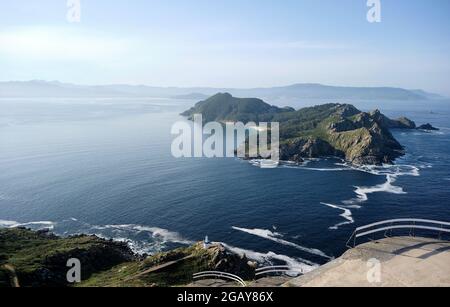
[{"x1": 0, "y1": 98, "x2": 449, "y2": 270}]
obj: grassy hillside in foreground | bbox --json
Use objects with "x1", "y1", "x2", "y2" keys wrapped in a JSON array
[
  {"x1": 0, "y1": 228, "x2": 136, "y2": 287},
  {"x1": 0, "y1": 228, "x2": 254, "y2": 287}
]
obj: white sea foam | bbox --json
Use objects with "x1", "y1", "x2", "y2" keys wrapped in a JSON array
[
  {"x1": 19, "y1": 221, "x2": 55, "y2": 229},
  {"x1": 0, "y1": 193, "x2": 10, "y2": 201},
  {"x1": 61, "y1": 221, "x2": 195, "y2": 255},
  {"x1": 92, "y1": 224, "x2": 194, "y2": 245},
  {"x1": 309, "y1": 163, "x2": 422, "y2": 228},
  {"x1": 232, "y1": 226, "x2": 331, "y2": 259},
  {"x1": 411, "y1": 130, "x2": 445, "y2": 136},
  {"x1": 0, "y1": 220, "x2": 18, "y2": 227},
  {"x1": 283, "y1": 160, "x2": 421, "y2": 205},
  {"x1": 343, "y1": 174, "x2": 407, "y2": 205},
  {"x1": 333, "y1": 163, "x2": 421, "y2": 205},
  {"x1": 0, "y1": 219, "x2": 55, "y2": 230},
  {"x1": 0, "y1": 217, "x2": 194, "y2": 255},
  {"x1": 250, "y1": 159, "x2": 316, "y2": 169},
  {"x1": 94, "y1": 234, "x2": 159, "y2": 255},
  {"x1": 251, "y1": 157, "x2": 424, "y2": 232},
  {"x1": 280, "y1": 161, "x2": 349, "y2": 172},
  {"x1": 337, "y1": 163, "x2": 420, "y2": 177},
  {"x1": 135, "y1": 225, "x2": 194, "y2": 245},
  {"x1": 321, "y1": 203, "x2": 355, "y2": 230},
  {"x1": 219, "y1": 242, "x2": 318, "y2": 274},
  {"x1": 295, "y1": 167, "x2": 349, "y2": 172}
]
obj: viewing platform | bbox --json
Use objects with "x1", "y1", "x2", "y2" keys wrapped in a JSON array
[{"x1": 284, "y1": 236, "x2": 450, "y2": 287}]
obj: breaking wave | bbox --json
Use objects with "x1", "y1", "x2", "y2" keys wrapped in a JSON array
[
  {"x1": 91, "y1": 224, "x2": 194, "y2": 246},
  {"x1": 342, "y1": 174, "x2": 407, "y2": 205},
  {"x1": 320, "y1": 203, "x2": 355, "y2": 230},
  {"x1": 86, "y1": 224, "x2": 194, "y2": 254},
  {"x1": 0, "y1": 218, "x2": 319, "y2": 272},
  {"x1": 285, "y1": 166, "x2": 349, "y2": 172},
  {"x1": 280, "y1": 159, "x2": 423, "y2": 230},
  {"x1": 0, "y1": 220, "x2": 20, "y2": 228},
  {"x1": 248, "y1": 158, "x2": 425, "y2": 231},
  {"x1": 343, "y1": 163, "x2": 421, "y2": 177},
  {"x1": 0, "y1": 218, "x2": 193, "y2": 255},
  {"x1": 0, "y1": 193, "x2": 10, "y2": 201},
  {"x1": 232, "y1": 226, "x2": 331, "y2": 259},
  {"x1": 219, "y1": 242, "x2": 319, "y2": 274},
  {"x1": 0, "y1": 219, "x2": 55, "y2": 230}
]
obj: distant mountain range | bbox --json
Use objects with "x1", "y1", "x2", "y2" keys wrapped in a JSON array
[{"x1": 0, "y1": 80, "x2": 444, "y2": 101}]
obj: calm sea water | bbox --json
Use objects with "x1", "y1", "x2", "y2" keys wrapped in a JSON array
[{"x1": 0, "y1": 98, "x2": 449, "y2": 269}]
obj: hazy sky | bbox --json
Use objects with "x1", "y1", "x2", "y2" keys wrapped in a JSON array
[{"x1": 0, "y1": 0, "x2": 449, "y2": 94}]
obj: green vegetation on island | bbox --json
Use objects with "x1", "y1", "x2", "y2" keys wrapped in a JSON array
[{"x1": 182, "y1": 93, "x2": 439, "y2": 165}]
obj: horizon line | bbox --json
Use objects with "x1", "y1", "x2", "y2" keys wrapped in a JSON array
[{"x1": 0, "y1": 79, "x2": 445, "y2": 96}]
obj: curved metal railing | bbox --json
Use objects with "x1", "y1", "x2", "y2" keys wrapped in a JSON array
[
  {"x1": 346, "y1": 219, "x2": 450, "y2": 248},
  {"x1": 255, "y1": 266, "x2": 305, "y2": 278},
  {"x1": 193, "y1": 271, "x2": 247, "y2": 287}
]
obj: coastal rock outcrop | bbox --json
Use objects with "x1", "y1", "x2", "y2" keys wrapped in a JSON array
[
  {"x1": 280, "y1": 138, "x2": 340, "y2": 162},
  {"x1": 417, "y1": 123, "x2": 439, "y2": 131},
  {"x1": 369, "y1": 110, "x2": 417, "y2": 129}
]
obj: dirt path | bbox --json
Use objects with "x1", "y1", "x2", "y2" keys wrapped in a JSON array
[{"x1": 125, "y1": 255, "x2": 195, "y2": 282}]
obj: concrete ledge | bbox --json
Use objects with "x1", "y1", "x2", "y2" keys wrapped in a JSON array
[{"x1": 284, "y1": 236, "x2": 450, "y2": 287}]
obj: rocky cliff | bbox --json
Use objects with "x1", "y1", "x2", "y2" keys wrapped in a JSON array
[{"x1": 278, "y1": 106, "x2": 406, "y2": 165}]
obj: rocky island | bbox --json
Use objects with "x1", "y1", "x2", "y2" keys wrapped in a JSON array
[{"x1": 182, "y1": 93, "x2": 438, "y2": 165}]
